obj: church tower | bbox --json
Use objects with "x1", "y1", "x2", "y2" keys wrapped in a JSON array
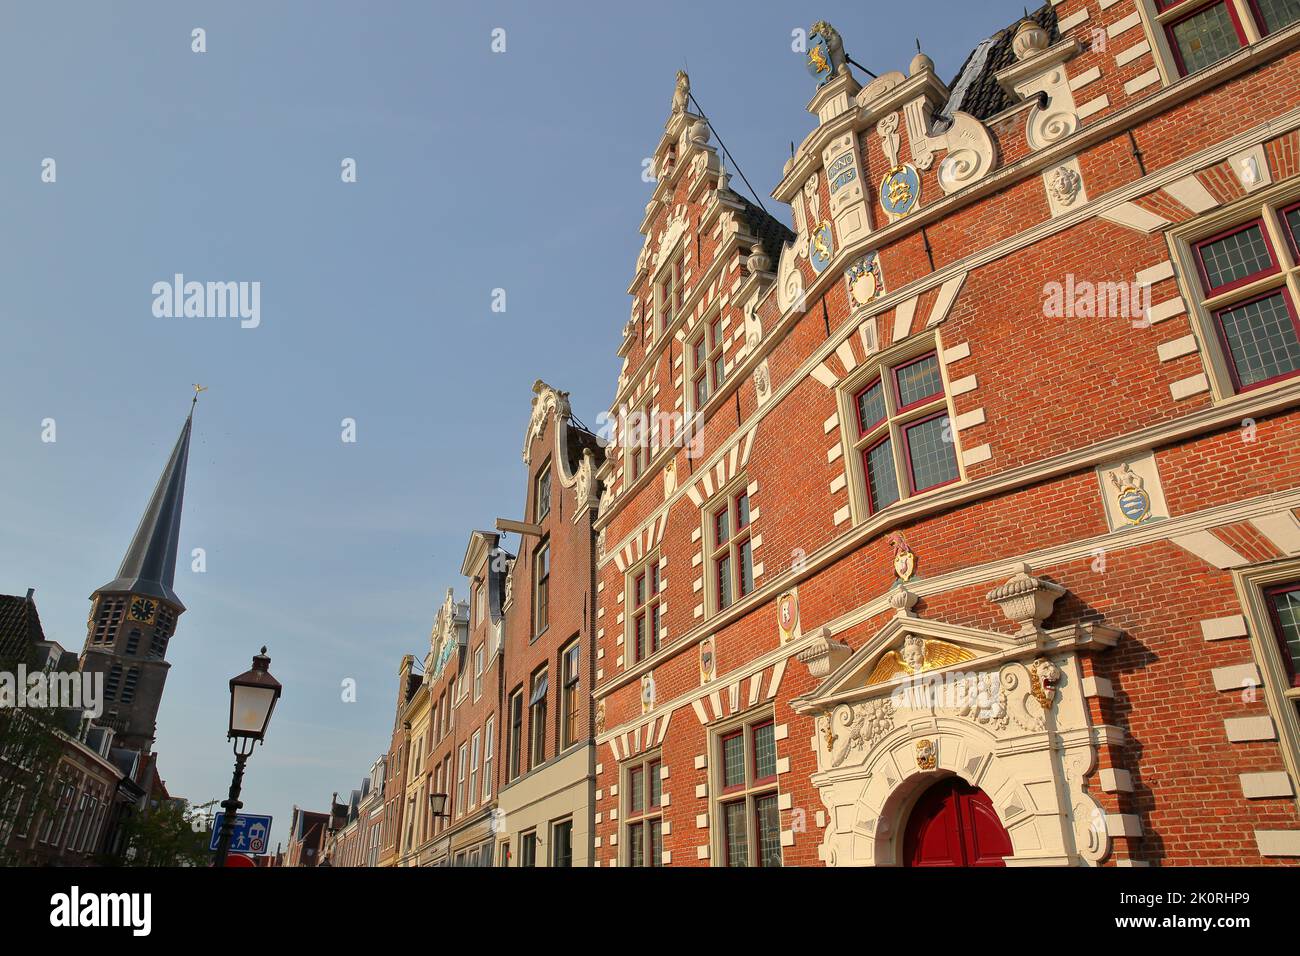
[{"x1": 80, "y1": 404, "x2": 194, "y2": 753}]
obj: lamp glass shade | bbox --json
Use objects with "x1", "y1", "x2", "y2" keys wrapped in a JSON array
[
  {"x1": 230, "y1": 684, "x2": 278, "y2": 738},
  {"x1": 429, "y1": 792, "x2": 448, "y2": 817}
]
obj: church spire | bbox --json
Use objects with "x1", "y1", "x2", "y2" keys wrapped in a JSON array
[{"x1": 97, "y1": 405, "x2": 194, "y2": 608}]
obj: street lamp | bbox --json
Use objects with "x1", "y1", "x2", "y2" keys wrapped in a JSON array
[
  {"x1": 428, "y1": 792, "x2": 450, "y2": 818},
  {"x1": 213, "y1": 646, "x2": 282, "y2": 867}
]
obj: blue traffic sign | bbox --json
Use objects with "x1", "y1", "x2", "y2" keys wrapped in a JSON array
[{"x1": 209, "y1": 813, "x2": 273, "y2": 855}]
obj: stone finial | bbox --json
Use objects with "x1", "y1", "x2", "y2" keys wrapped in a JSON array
[
  {"x1": 796, "y1": 628, "x2": 852, "y2": 679},
  {"x1": 746, "y1": 243, "x2": 771, "y2": 275},
  {"x1": 689, "y1": 118, "x2": 710, "y2": 146},
  {"x1": 1012, "y1": 19, "x2": 1049, "y2": 61},
  {"x1": 987, "y1": 563, "x2": 1066, "y2": 640},
  {"x1": 909, "y1": 50, "x2": 934, "y2": 76},
  {"x1": 889, "y1": 584, "x2": 919, "y2": 615}
]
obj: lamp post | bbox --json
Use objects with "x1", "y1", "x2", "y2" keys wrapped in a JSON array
[{"x1": 213, "y1": 646, "x2": 282, "y2": 867}]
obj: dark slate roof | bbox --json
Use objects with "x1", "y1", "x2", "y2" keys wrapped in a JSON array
[
  {"x1": 564, "y1": 418, "x2": 606, "y2": 475},
  {"x1": 738, "y1": 195, "x2": 796, "y2": 266},
  {"x1": 0, "y1": 591, "x2": 45, "y2": 663},
  {"x1": 943, "y1": 3, "x2": 1060, "y2": 122},
  {"x1": 97, "y1": 413, "x2": 193, "y2": 608}
]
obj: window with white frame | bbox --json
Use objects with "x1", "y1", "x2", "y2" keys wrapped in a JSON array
[
  {"x1": 551, "y1": 818, "x2": 574, "y2": 867},
  {"x1": 404, "y1": 796, "x2": 416, "y2": 850},
  {"x1": 1150, "y1": 0, "x2": 1299, "y2": 77},
  {"x1": 689, "y1": 314, "x2": 727, "y2": 410},
  {"x1": 560, "y1": 639, "x2": 582, "y2": 748},
  {"x1": 482, "y1": 715, "x2": 495, "y2": 801},
  {"x1": 519, "y1": 830, "x2": 538, "y2": 867},
  {"x1": 474, "y1": 644, "x2": 484, "y2": 701},
  {"x1": 623, "y1": 754, "x2": 663, "y2": 867},
  {"x1": 507, "y1": 687, "x2": 524, "y2": 781},
  {"x1": 713, "y1": 715, "x2": 781, "y2": 867},
  {"x1": 68, "y1": 791, "x2": 90, "y2": 851},
  {"x1": 535, "y1": 461, "x2": 552, "y2": 522},
  {"x1": 1186, "y1": 197, "x2": 1300, "y2": 393},
  {"x1": 708, "y1": 488, "x2": 753, "y2": 613},
  {"x1": 628, "y1": 553, "x2": 663, "y2": 660},
  {"x1": 456, "y1": 743, "x2": 467, "y2": 818},
  {"x1": 469, "y1": 730, "x2": 481, "y2": 809},
  {"x1": 529, "y1": 665, "x2": 548, "y2": 769},
  {"x1": 654, "y1": 255, "x2": 682, "y2": 342},
  {"x1": 626, "y1": 400, "x2": 657, "y2": 483},
  {"x1": 846, "y1": 348, "x2": 959, "y2": 517},
  {"x1": 1234, "y1": 562, "x2": 1300, "y2": 796},
  {"x1": 533, "y1": 539, "x2": 550, "y2": 637},
  {"x1": 0, "y1": 786, "x2": 22, "y2": 847},
  {"x1": 1264, "y1": 581, "x2": 1300, "y2": 691}
]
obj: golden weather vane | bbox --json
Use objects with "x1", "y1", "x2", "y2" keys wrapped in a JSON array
[{"x1": 192, "y1": 383, "x2": 208, "y2": 409}]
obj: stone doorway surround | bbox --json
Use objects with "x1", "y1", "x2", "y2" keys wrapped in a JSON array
[{"x1": 792, "y1": 565, "x2": 1119, "y2": 866}]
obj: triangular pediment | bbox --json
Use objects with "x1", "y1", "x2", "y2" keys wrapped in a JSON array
[{"x1": 809, "y1": 615, "x2": 1023, "y2": 706}]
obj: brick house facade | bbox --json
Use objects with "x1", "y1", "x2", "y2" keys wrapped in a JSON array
[
  {"x1": 590, "y1": 3, "x2": 1300, "y2": 866},
  {"x1": 493, "y1": 385, "x2": 604, "y2": 867},
  {"x1": 376, "y1": 655, "x2": 418, "y2": 867}
]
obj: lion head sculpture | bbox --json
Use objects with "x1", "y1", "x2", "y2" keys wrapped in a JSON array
[{"x1": 1028, "y1": 657, "x2": 1062, "y2": 709}]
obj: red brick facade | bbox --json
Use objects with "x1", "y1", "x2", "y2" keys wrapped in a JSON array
[{"x1": 591, "y1": 4, "x2": 1300, "y2": 866}]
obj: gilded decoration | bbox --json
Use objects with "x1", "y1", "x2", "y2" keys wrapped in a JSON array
[{"x1": 865, "y1": 635, "x2": 975, "y2": 685}]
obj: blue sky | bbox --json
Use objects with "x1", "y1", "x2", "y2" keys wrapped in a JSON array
[{"x1": 0, "y1": 0, "x2": 1032, "y2": 853}]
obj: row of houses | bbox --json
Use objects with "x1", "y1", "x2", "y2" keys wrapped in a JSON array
[
  {"x1": 294, "y1": 0, "x2": 1300, "y2": 867},
  {"x1": 290, "y1": 383, "x2": 604, "y2": 868}
]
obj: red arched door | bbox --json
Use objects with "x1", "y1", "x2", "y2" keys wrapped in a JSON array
[{"x1": 903, "y1": 777, "x2": 1013, "y2": 867}]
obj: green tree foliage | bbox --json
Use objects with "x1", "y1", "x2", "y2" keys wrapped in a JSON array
[
  {"x1": 113, "y1": 798, "x2": 216, "y2": 868},
  {"x1": 0, "y1": 647, "x2": 67, "y2": 866}
]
